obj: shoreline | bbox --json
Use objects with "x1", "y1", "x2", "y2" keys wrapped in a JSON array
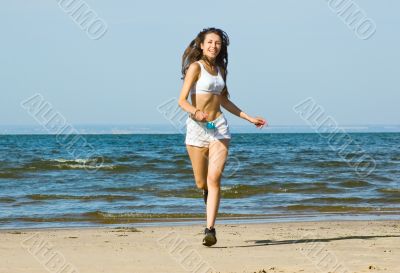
[
  {"x1": 1, "y1": 219, "x2": 399, "y2": 273},
  {"x1": 2, "y1": 212, "x2": 400, "y2": 232}
]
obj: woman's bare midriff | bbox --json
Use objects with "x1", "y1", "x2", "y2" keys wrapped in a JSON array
[{"x1": 190, "y1": 93, "x2": 222, "y2": 121}]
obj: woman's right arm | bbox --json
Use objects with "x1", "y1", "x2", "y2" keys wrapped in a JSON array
[{"x1": 178, "y1": 63, "x2": 200, "y2": 115}]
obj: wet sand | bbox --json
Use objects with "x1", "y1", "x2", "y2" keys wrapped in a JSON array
[{"x1": 1, "y1": 220, "x2": 399, "y2": 273}]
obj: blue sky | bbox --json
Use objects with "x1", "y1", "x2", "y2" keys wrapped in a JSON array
[{"x1": 1, "y1": 0, "x2": 399, "y2": 129}]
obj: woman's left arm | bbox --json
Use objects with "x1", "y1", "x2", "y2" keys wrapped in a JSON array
[{"x1": 220, "y1": 93, "x2": 267, "y2": 128}]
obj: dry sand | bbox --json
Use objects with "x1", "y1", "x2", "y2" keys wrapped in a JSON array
[{"x1": 1, "y1": 220, "x2": 399, "y2": 273}]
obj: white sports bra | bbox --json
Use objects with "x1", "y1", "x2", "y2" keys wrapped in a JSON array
[{"x1": 190, "y1": 61, "x2": 225, "y2": 95}]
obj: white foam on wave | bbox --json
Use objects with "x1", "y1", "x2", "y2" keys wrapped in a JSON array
[
  {"x1": 52, "y1": 158, "x2": 114, "y2": 169},
  {"x1": 53, "y1": 164, "x2": 114, "y2": 170}
]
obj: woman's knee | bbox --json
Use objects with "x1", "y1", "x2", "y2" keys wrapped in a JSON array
[
  {"x1": 195, "y1": 178, "x2": 207, "y2": 189},
  {"x1": 207, "y1": 173, "x2": 221, "y2": 188}
]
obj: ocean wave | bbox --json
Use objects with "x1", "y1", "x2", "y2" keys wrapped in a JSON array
[
  {"x1": 26, "y1": 194, "x2": 137, "y2": 202},
  {"x1": 155, "y1": 182, "x2": 344, "y2": 199},
  {"x1": 285, "y1": 205, "x2": 399, "y2": 213},
  {"x1": 0, "y1": 211, "x2": 252, "y2": 224},
  {"x1": 5, "y1": 157, "x2": 192, "y2": 173},
  {"x1": 368, "y1": 174, "x2": 393, "y2": 182},
  {"x1": 311, "y1": 160, "x2": 351, "y2": 168},
  {"x1": 0, "y1": 197, "x2": 16, "y2": 203},
  {"x1": 114, "y1": 154, "x2": 148, "y2": 162},
  {"x1": 0, "y1": 172, "x2": 25, "y2": 179},
  {"x1": 302, "y1": 196, "x2": 400, "y2": 204},
  {"x1": 101, "y1": 186, "x2": 158, "y2": 193},
  {"x1": 378, "y1": 188, "x2": 400, "y2": 194},
  {"x1": 21, "y1": 158, "x2": 114, "y2": 171},
  {"x1": 2, "y1": 158, "x2": 145, "y2": 172},
  {"x1": 390, "y1": 155, "x2": 400, "y2": 161},
  {"x1": 337, "y1": 180, "x2": 371, "y2": 188}
]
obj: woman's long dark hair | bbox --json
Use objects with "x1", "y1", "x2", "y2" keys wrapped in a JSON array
[{"x1": 181, "y1": 27, "x2": 230, "y2": 97}]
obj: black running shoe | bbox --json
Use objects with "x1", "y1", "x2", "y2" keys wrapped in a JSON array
[
  {"x1": 202, "y1": 227, "x2": 217, "y2": 246},
  {"x1": 202, "y1": 189, "x2": 208, "y2": 205}
]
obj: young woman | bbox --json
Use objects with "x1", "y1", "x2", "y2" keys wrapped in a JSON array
[{"x1": 178, "y1": 27, "x2": 267, "y2": 246}]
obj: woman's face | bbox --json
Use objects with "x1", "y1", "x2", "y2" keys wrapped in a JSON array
[{"x1": 200, "y1": 33, "x2": 222, "y2": 60}]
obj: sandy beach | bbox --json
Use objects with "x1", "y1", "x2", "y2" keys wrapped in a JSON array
[{"x1": 1, "y1": 219, "x2": 399, "y2": 273}]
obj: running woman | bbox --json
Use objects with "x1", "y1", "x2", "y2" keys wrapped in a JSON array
[{"x1": 178, "y1": 27, "x2": 267, "y2": 246}]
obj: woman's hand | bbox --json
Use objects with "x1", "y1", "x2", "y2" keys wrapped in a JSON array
[
  {"x1": 248, "y1": 116, "x2": 267, "y2": 129},
  {"x1": 193, "y1": 110, "x2": 208, "y2": 122}
]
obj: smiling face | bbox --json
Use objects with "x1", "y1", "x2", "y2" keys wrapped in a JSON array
[{"x1": 200, "y1": 32, "x2": 222, "y2": 60}]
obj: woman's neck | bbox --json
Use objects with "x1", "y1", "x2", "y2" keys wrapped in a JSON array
[{"x1": 201, "y1": 56, "x2": 216, "y2": 69}]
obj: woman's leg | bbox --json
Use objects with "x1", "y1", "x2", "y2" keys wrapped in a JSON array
[
  {"x1": 186, "y1": 145, "x2": 209, "y2": 190},
  {"x1": 206, "y1": 139, "x2": 230, "y2": 229}
]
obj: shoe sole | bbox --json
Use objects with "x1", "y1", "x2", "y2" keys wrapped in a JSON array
[{"x1": 202, "y1": 234, "x2": 217, "y2": 246}]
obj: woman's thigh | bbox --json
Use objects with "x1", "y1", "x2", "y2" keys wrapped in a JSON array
[
  {"x1": 207, "y1": 139, "x2": 230, "y2": 183},
  {"x1": 186, "y1": 144, "x2": 209, "y2": 188}
]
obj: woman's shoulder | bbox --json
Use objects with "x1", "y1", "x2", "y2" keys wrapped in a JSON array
[
  {"x1": 184, "y1": 61, "x2": 201, "y2": 81},
  {"x1": 187, "y1": 61, "x2": 201, "y2": 73},
  {"x1": 190, "y1": 60, "x2": 201, "y2": 67}
]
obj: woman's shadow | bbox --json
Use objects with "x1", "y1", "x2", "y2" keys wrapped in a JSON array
[{"x1": 212, "y1": 234, "x2": 400, "y2": 248}]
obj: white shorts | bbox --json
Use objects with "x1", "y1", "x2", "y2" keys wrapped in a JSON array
[{"x1": 185, "y1": 112, "x2": 231, "y2": 147}]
